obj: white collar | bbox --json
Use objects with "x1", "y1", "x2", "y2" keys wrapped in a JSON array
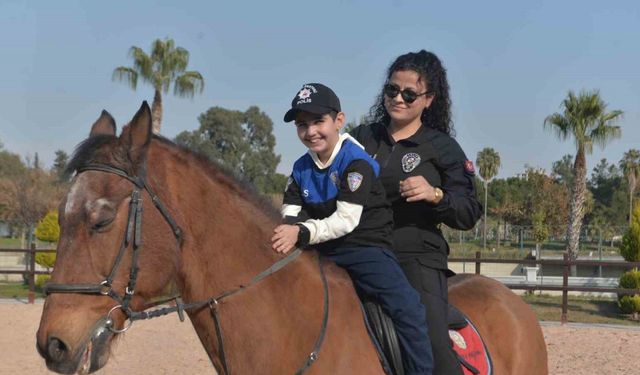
[{"x1": 308, "y1": 133, "x2": 365, "y2": 169}]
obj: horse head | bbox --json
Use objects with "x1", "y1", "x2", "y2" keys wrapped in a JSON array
[{"x1": 36, "y1": 102, "x2": 182, "y2": 374}]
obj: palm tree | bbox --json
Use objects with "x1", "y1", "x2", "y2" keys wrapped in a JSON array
[
  {"x1": 113, "y1": 38, "x2": 204, "y2": 134},
  {"x1": 620, "y1": 149, "x2": 640, "y2": 227},
  {"x1": 544, "y1": 90, "x2": 622, "y2": 265},
  {"x1": 476, "y1": 147, "x2": 501, "y2": 251}
]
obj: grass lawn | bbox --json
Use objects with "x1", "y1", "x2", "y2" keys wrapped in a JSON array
[
  {"x1": 522, "y1": 293, "x2": 640, "y2": 326},
  {"x1": 0, "y1": 282, "x2": 44, "y2": 299},
  {"x1": 0, "y1": 237, "x2": 55, "y2": 249},
  {"x1": 0, "y1": 237, "x2": 26, "y2": 248}
]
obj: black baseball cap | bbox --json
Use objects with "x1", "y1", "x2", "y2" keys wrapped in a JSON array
[{"x1": 283, "y1": 83, "x2": 341, "y2": 122}]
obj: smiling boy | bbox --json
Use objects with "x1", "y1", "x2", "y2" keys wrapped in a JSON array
[{"x1": 271, "y1": 83, "x2": 434, "y2": 375}]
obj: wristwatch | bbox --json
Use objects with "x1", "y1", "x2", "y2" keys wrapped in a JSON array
[
  {"x1": 295, "y1": 223, "x2": 310, "y2": 248},
  {"x1": 433, "y1": 187, "x2": 444, "y2": 203}
]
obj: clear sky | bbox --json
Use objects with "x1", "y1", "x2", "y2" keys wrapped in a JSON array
[{"x1": 0, "y1": 0, "x2": 638, "y2": 178}]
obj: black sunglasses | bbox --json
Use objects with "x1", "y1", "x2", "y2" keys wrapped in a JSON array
[{"x1": 383, "y1": 83, "x2": 432, "y2": 104}]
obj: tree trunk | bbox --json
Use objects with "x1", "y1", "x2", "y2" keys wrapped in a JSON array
[
  {"x1": 151, "y1": 88, "x2": 163, "y2": 134},
  {"x1": 631, "y1": 188, "x2": 634, "y2": 227},
  {"x1": 496, "y1": 219, "x2": 501, "y2": 248},
  {"x1": 629, "y1": 174, "x2": 636, "y2": 227},
  {"x1": 566, "y1": 149, "x2": 587, "y2": 276},
  {"x1": 483, "y1": 180, "x2": 488, "y2": 251}
]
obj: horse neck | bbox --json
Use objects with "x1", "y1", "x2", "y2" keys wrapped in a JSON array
[
  {"x1": 147, "y1": 143, "x2": 325, "y2": 372},
  {"x1": 147, "y1": 142, "x2": 283, "y2": 299}
]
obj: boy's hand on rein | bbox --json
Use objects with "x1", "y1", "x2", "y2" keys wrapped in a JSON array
[{"x1": 271, "y1": 224, "x2": 299, "y2": 254}]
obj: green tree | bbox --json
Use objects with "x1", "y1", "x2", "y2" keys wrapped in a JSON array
[
  {"x1": 587, "y1": 158, "x2": 626, "y2": 228},
  {"x1": 551, "y1": 154, "x2": 574, "y2": 192},
  {"x1": 341, "y1": 115, "x2": 367, "y2": 134},
  {"x1": 0, "y1": 167, "x2": 62, "y2": 246},
  {"x1": 620, "y1": 149, "x2": 640, "y2": 227},
  {"x1": 0, "y1": 147, "x2": 26, "y2": 178},
  {"x1": 523, "y1": 168, "x2": 570, "y2": 235},
  {"x1": 0, "y1": 144, "x2": 27, "y2": 220},
  {"x1": 52, "y1": 150, "x2": 69, "y2": 182},
  {"x1": 113, "y1": 38, "x2": 204, "y2": 134},
  {"x1": 544, "y1": 90, "x2": 623, "y2": 266},
  {"x1": 620, "y1": 203, "x2": 640, "y2": 262},
  {"x1": 476, "y1": 147, "x2": 501, "y2": 250},
  {"x1": 175, "y1": 106, "x2": 286, "y2": 193}
]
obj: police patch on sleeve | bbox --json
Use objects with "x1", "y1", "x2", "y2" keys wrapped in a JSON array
[
  {"x1": 347, "y1": 172, "x2": 363, "y2": 192},
  {"x1": 402, "y1": 153, "x2": 421, "y2": 173},
  {"x1": 464, "y1": 160, "x2": 475, "y2": 175}
]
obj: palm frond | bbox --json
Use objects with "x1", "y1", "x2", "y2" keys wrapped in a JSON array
[
  {"x1": 174, "y1": 71, "x2": 205, "y2": 98},
  {"x1": 543, "y1": 113, "x2": 571, "y2": 141},
  {"x1": 128, "y1": 46, "x2": 154, "y2": 82},
  {"x1": 111, "y1": 67, "x2": 138, "y2": 90}
]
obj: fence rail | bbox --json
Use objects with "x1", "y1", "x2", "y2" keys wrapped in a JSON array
[
  {"x1": 2, "y1": 247, "x2": 640, "y2": 323},
  {"x1": 0, "y1": 244, "x2": 56, "y2": 303},
  {"x1": 450, "y1": 252, "x2": 640, "y2": 323}
]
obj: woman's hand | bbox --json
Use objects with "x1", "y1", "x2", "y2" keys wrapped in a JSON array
[
  {"x1": 399, "y1": 176, "x2": 441, "y2": 203},
  {"x1": 271, "y1": 224, "x2": 300, "y2": 254}
]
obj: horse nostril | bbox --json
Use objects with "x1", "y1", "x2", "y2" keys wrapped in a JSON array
[{"x1": 47, "y1": 337, "x2": 68, "y2": 363}]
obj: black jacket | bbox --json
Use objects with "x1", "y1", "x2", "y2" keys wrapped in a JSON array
[{"x1": 351, "y1": 122, "x2": 482, "y2": 269}]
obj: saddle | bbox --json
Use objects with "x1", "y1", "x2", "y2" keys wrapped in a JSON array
[{"x1": 363, "y1": 301, "x2": 492, "y2": 375}]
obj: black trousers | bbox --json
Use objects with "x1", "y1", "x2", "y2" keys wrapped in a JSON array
[
  {"x1": 324, "y1": 247, "x2": 433, "y2": 375},
  {"x1": 400, "y1": 259, "x2": 463, "y2": 375}
]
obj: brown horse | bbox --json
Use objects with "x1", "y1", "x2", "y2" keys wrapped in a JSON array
[{"x1": 36, "y1": 102, "x2": 547, "y2": 374}]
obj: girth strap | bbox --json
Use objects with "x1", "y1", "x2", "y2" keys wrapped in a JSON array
[{"x1": 294, "y1": 255, "x2": 330, "y2": 375}]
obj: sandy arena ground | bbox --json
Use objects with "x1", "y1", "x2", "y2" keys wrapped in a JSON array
[{"x1": 2, "y1": 301, "x2": 639, "y2": 375}]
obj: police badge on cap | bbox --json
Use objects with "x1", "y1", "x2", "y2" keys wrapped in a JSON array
[{"x1": 283, "y1": 83, "x2": 341, "y2": 123}]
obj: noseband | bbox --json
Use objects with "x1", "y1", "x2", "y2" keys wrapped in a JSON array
[{"x1": 42, "y1": 163, "x2": 329, "y2": 375}]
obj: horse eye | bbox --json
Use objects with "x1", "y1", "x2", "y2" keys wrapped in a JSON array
[{"x1": 92, "y1": 218, "x2": 114, "y2": 231}]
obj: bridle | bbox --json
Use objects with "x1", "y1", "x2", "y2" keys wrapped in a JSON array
[{"x1": 43, "y1": 163, "x2": 329, "y2": 375}]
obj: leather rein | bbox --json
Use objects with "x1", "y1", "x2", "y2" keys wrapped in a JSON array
[{"x1": 42, "y1": 163, "x2": 330, "y2": 375}]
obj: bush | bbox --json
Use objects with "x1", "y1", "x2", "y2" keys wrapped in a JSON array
[
  {"x1": 620, "y1": 204, "x2": 640, "y2": 262},
  {"x1": 35, "y1": 211, "x2": 59, "y2": 243},
  {"x1": 35, "y1": 252, "x2": 56, "y2": 269},
  {"x1": 619, "y1": 295, "x2": 640, "y2": 315},
  {"x1": 618, "y1": 268, "x2": 640, "y2": 316},
  {"x1": 35, "y1": 275, "x2": 50, "y2": 289}
]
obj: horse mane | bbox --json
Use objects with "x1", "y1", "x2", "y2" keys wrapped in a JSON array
[
  {"x1": 66, "y1": 133, "x2": 281, "y2": 222},
  {"x1": 153, "y1": 136, "x2": 281, "y2": 222},
  {"x1": 65, "y1": 134, "x2": 121, "y2": 176}
]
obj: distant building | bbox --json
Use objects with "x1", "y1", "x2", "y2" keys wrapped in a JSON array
[{"x1": 0, "y1": 222, "x2": 9, "y2": 237}]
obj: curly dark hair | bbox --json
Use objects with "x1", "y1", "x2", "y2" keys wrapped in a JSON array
[{"x1": 368, "y1": 50, "x2": 454, "y2": 136}]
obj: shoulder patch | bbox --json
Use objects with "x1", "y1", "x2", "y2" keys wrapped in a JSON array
[
  {"x1": 347, "y1": 172, "x2": 363, "y2": 192},
  {"x1": 464, "y1": 160, "x2": 475, "y2": 174},
  {"x1": 330, "y1": 171, "x2": 339, "y2": 186}
]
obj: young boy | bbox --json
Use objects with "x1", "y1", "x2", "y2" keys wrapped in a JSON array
[{"x1": 271, "y1": 83, "x2": 434, "y2": 375}]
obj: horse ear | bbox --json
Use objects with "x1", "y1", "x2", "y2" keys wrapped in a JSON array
[
  {"x1": 121, "y1": 101, "x2": 152, "y2": 164},
  {"x1": 89, "y1": 110, "x2": 116, "y2": 137}
]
